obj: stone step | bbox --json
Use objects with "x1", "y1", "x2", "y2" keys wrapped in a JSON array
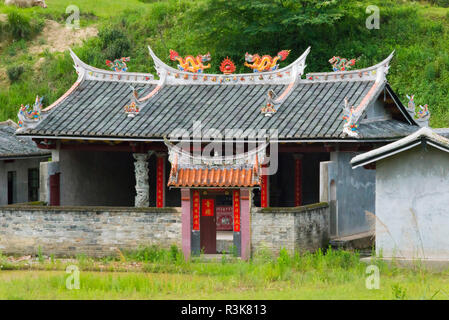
[
  {"x1": 191, "y1": 254, "x2": 241, "y2": 263},
  {"x1": 330, "y1": 230, "x2": 375, "y2": 252}
]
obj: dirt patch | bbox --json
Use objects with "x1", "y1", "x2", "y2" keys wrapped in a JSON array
[
  {"x1": 0, "y1": 67, "x2": 9, "y2": 89},
  {"x1": 29, "y1": 19, "x2": 98, "y2": 55},
  {"x1": 0, "y1": 14, "x2": 7, "y2": 23}
]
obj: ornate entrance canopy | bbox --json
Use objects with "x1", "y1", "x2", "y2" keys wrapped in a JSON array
[{"x1": 165, "y1": 140, "x2": 266, "y2": 188}]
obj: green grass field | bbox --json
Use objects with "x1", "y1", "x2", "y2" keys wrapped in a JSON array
[
  {"x1": 1, "y1": 247, "x2": 449, "y2": 300},
  {"x1": 1, "y1": 265, "x2": 449, "y2": 300}
]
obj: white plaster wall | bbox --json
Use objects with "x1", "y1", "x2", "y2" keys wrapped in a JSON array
[{"x1": 376, "y1": 146, "x2": 449, "y2": 259}]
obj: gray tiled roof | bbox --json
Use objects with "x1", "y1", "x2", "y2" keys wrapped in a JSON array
[
  {"x1": 351, "y1": 127, "x2": 449, "y2": 168},
  {"x1": 0, "y1": 122, "x2": 50, "y2": 159},
  {"x1": 21, "y1": 79, "x2": 416, "y2": 140}
]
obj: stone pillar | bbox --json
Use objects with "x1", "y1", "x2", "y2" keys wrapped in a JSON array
[
  {"x1": 181, "y1": 188, "x2": 191, "y2": 260},
  {"x1": 240, "y1": 188, "x2": 251, "y2": 261},
  {"x1": 133, "y1": 152, "x2": 151, "y2": 207},
  {"x1": 293, "y1": 154, "x2": 303, "y2": 206}
]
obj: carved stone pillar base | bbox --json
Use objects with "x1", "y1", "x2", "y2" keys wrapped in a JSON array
[{"x1": 133, "y1": 153, "x2": 151, "y2": 207}]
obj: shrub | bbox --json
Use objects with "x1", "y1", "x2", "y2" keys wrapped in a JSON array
[
  {"x1": 5, "y1": 11, "x2": 44, "y2": 40},
  {"x1": 430, "y1": 0, "x2": 449, "y2": 7},
  {"x1": 98, "y1": 27, "x2": 131, "y2": 60},
  {"x1": 6, "y1": 11, "x2": 31, "y2": 40},
  {"x1": 7, "y1": 65, "x2": 25, "y2": 83},
  {"x1": 425, "y1": 61, "x2": 440, "y2": 81}
]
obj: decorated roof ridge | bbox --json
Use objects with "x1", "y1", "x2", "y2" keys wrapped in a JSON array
[
  {"x1": 148, "y1": 45, "x2": 311, "y2": 85},
  {"x1": 164, "y1": 137, "x2": 267, "y2": 167},
  {"x1": 68, "y1": 49, "x2": 156, "y2": 84},
  {"x1": 305, "y1": 51, "x2": 395, "y2": 83}
]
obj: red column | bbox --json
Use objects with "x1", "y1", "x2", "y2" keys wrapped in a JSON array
[
  {"x1": 181, "y1": 188, "x2": 191, "y2": 260},
  {"x1": 49, "y1": 173, "x2": 60, "y2": 206},
  {"x1": 156, "y1": 153, "x2": 166, "y2": 208},
  {"x1": 233, "y1": 190, "x2": 240, "y2": 232},
  {"x1": 294, "y1": 154, "x2": 303, "y2": 207},
  {"x1": 260, "y1": 165, "x2": 269, "y2": 207}
]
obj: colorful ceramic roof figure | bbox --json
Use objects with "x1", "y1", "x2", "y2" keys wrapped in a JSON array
[
  {"x1": 406, "y1": 94, "x2": 415, "y2": 112},
  {"x1": 106, "y1": 57, "x2": 130, "y2": 72},
  {"x1": 261, "y1": 89, "x2": 278, "y2": 117},
  {"x1": 16, "y1": 47, "x2": 420, "y2": 141},
  {"x1": 169, "y1": 49, "x2": 211, "y2": 73},
  {"x1": 329, "y1": 56, "x2": 357, "y2": 72},
  {"x1": 244, "y1": 50, "x2": 290, "y2": 72},
  {"x1": 123, "y1": 86, "x2": 142, "y2": 118},
  {"x1": 416, "y1": 104, "x2": 431, "y2": 127},
  {"x1": 219, "y1": 57, "x2": 236, "y2": 74},
  {"x1": 342, "y1": 97, "x2": 359, "y2": 138},
  {"x1": 17, "y1": 95, "x2": 43, "y2": 132}
]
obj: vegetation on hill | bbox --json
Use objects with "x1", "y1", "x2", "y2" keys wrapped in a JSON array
[{"x1": 1, "y1": 0, "x2": 449, "y2": 127}]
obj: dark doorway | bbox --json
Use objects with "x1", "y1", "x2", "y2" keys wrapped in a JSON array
[
  {"x1": 200, "y1": 197, "x2": 216, "y2": 254},
  {"x1": 7, "y1": 171, "x2": 16, "y2": 204},
  {"x1": 28, "y1": 168, "x2": 39, "y2": 202},
  {"x1": 49, "y1": 173, "x2": 60, "y2": 206}
]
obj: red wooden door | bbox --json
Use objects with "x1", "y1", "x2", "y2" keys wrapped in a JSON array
[
  {"x1": 49, "y1": 173, "x2": 60, "y2": 206},
  {"x1": 200, "y1": 198, "x2": 216, "y2": 254}
]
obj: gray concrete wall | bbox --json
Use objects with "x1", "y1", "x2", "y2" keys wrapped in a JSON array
[
  {"x1": 0, "y1": 157, "x2": 47, "y2": 205},
  {"x1": 59, "y1": 150, "x2": 135, "y2": 207},
  {"x1": 251, "y1": 203, "x2": 330, "y2": 255},
  {"x1": 376, "y1": 146, "x2": 449, "y2": 260},
  {"x1": 0, "y1": 206, "x2": 181, "y2": 257},
  {"x1": 326, "y1": 152, "x2": 375, "y2": 237}
]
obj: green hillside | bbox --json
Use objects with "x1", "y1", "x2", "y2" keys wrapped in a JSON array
[{"x1": 1, "y1": 0, "x2": 449, "y2": 127}]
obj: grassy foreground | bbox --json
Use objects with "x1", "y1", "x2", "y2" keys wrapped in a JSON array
[{"x1": 1, "y1": 247, "x2": 449, "y2": 300}]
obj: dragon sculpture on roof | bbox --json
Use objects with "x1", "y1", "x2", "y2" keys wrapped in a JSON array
[
  {"x1": 106, "y1": 57, "x2": 130, "y2": 72},
  {"x1": 169, "y1": 50, "x2": 211, "y2": 73},
  {"x1": 244, "y1": 50, "x2": 290, "y2": 72},
  {"x1": 329, "y1": 56, "x2": 357, "y2": 72}
]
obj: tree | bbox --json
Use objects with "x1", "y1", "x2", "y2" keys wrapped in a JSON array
[{"x1": 188, "y1": 0, "x2": 353, "y2": 72}]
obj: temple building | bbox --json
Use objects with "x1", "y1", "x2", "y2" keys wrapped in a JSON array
[{"x1": 13, "y1": 46, "x2": 423, "y2": 259}]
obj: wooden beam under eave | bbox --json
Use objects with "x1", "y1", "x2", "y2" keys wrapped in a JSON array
[{"x1": 32, "y1": 138, "x2": 56, "y2": 150}]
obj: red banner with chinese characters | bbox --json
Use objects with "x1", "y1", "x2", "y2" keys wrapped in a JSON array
[
  {"x1": 260, "y1": 167, "x2": 268, "y2": 207},
  {"x1": 233, "y1": 190, "x2": 240, "y2": 232},
  {"x1": 192, "y1": 190, "x2": 200, "y2": 230},
  {"x1": 295, "y1": 158, "x2": 302, "y2": 206},
  {"x1": 156, "y1": 157, "x2": 164, "y2": 208},
  {"x1": 202, "y1": 199, "x2": 214, "y2": 216}
]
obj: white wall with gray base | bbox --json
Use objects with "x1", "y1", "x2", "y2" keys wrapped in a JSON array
[{"x1": 376, "y1": 146, "x2": 449, "y2": 260}]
